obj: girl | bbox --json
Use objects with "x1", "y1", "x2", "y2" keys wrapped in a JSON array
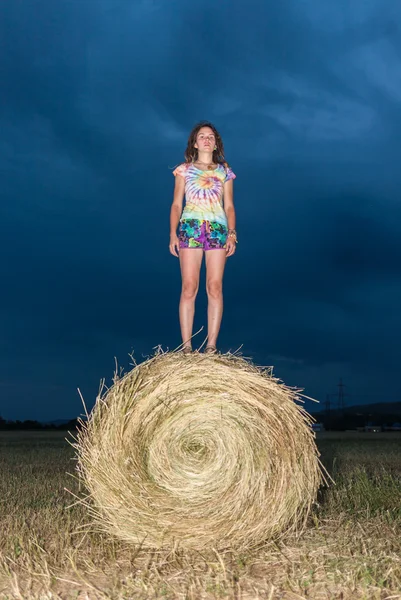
[{"x1": 169, "y1": 121, "x2": 237, "y2": 355}]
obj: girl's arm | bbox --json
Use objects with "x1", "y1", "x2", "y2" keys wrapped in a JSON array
[
  {"x1": 170, "y1": 175, "x2": 185, "y2": 235},
  {"x1": 223, "y1": 180, "x2": 236, "y2": 231}
]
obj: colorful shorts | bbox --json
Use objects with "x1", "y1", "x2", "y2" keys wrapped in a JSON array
[{"x1": 179, "y1": 219, "x2": 228, "y2": 251}]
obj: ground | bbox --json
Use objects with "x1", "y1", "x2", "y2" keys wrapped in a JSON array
[{"x1": 0, "y1": 430, "x2": 400, "y2": 599}]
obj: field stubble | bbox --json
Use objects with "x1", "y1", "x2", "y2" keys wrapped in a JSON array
[{"x1": 0, "y1": 430, "x2": 400, "y2": 599}]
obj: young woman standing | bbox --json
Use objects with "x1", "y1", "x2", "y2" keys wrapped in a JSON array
[{"x1": 169, "y1": 121, "x2": 237, "y2": 354}]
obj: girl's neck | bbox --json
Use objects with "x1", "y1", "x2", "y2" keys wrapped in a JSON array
[{"x1": 197, "y1": 151, "x2": 214, "y2": 164}]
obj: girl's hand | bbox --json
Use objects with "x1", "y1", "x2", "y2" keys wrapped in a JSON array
[
  {"x1": 225, "y1": 237, "x2": 237, "y2": 257},
  {"x1": 169, "y1": 234, "x2": 180, "y2": 257}
]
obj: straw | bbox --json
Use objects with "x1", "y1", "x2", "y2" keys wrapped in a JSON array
[{"x1": 73, "y1": 349, "x2": 326, "y2": 551}]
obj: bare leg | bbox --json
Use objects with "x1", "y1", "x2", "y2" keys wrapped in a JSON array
[
  {"x1": 179, "y1": 248, "x2": 203, "y2": 348},
  {"x1": 205, "y1": 249, "x2": 227, "y2": 348}
]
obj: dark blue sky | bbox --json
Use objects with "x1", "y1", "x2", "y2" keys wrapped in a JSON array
[{"x1": 1, "y1": 0, "x2": 400, "y2": 421}]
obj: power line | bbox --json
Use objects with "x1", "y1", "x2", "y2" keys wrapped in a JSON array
[{"x1": 337, "y1": 378, "x2": 346, "y2": 414}]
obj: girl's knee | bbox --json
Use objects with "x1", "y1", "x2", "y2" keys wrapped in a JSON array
[
  {"x1": 182, "y1": 280, "x2": 198, "y2": 300},
  {"x1": 206, "y1": 280, "x2": 223, "y2": 299}
]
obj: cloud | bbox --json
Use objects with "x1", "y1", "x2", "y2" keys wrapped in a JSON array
[
  {"x1": 352, "y1": 38, "x2": 401, "y2": 102},
  {"x1": 1, "y1": 0, "x2": 400, "y2": 419},
  {"x1": 294, "y1": 0, "x2": 382, "y2": 33}
]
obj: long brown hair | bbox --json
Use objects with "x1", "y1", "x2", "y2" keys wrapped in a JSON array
[{"x1": 183, "y1": 121, "x2": 229, "y2": 168}]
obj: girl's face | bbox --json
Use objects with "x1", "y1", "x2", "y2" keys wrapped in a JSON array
[{"x1": 194, "y1": 127, "x2": 216, "y2": 152}]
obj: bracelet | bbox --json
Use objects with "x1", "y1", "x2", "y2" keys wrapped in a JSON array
[{"x1": 227, "y1": 229, "x2": 238, "y2": 243}]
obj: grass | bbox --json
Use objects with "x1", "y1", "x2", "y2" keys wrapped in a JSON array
[{"x1": 0, "y1": 430, "x2": 400, "y2": 599}]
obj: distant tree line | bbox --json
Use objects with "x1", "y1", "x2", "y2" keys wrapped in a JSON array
[
  {"x1": 312, "y1": 411, "x2": 401, "y2": 431},
  {"x1": 0, "y1": 417, "x2": 80, "y2": 430}
]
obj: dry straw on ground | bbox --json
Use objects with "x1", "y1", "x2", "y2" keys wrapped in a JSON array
[{"x1": 73, "y1": 349, "x2": 327, "y2": 551}]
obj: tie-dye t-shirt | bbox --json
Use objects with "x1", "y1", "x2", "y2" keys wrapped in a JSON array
[{"x1": 172, "y1": 162, "x2": 236, "y2": 226}]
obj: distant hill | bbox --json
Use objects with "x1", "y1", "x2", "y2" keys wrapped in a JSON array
[
  {"x1": 310, "y1": 401, "x2": 401, "y2": 419},
  {"x1": 309, "y1": 401, "x2": 401, "y2": 430}
]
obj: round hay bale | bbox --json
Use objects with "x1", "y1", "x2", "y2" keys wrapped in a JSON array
[{"x1": 74, "y1": 350, "x2": 326, "y2": 551}]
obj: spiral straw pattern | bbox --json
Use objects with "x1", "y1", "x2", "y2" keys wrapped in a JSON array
[{"x1": 74, "y1": 350, "x2": 325, "y2": 550}]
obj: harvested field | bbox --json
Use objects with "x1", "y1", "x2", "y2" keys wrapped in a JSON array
[{"x1": 0, "y1": 430, "x2": 400, "y2": 598}]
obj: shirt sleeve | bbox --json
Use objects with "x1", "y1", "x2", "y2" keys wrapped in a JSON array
[
  {"x1": 224, "y1": 166, "x2": 236, "y2": 182},
  {"x1": 172, "y1": 163, "x2": 187, "y2": 178}
]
